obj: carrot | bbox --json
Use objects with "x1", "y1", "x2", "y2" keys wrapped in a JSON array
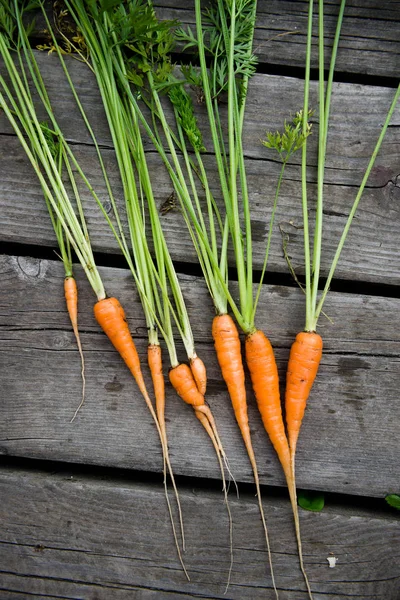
[
  {"x1": 169, "y1": 363, "x2": 205, "y2": 407},
  {"x1": 190, "y1": 355, "x2": 207, "y2": 395},
  {"x1": 285, "y1": 332, "x2": 323, "y2": 460},
  {"x1": 169, "y1": 361, "x2": 234, "y2": 590},
  {"x1": 148, "y1": 343, "x2": 166, "y2": 430},
  {"x1": 148, "y1": 343, "x2": 187, "y2": 556},
  {"x1": 244, "y1": 327, "x2": 313, "y2": 597},
  {"x1": 64, "y1": 276, "x2": 86, "y2": 423},
  {"x1": 245, "y1": 329, "x2": 291, "y2": 482},
  {"x1": 212, "y1": 313, "x2": 278, "y2": 599},
  {"x1": 94, "y1": 297, "x2": 150, "y2": 399},
  {"x1": 94, "y1": 298, "x2": 189, "y2": 577}
]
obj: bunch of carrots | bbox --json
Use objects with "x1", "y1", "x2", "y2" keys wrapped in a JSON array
[{"x1": 1, "y1": 0, "x2": 399, "y2": 597}]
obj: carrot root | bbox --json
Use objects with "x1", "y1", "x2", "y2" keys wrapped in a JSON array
[
  {"x1": 64, "y1": 276, "x2": 86, "y2": 423},
  {"x1": 169, "y1": 362, "x2": 205, "y2": 407},
  {"x1": 190, "y1": 355, "x2": 207, "y2": 395},
  {"x1": 94, "y1": 297, "x2": 151, "y2": 401},
  {"x1": 148, "y1": 343, "x2": 187, "y2": 554},
  {"x1": 285, "y1": 331, "x2": 323, "y2": 455},
  {"x1": 245, "y1": 329, "x2": 291, "y2": 473},
  {"x1": 195, "y1": 407, "x2": 234, "y2": 593},
  {"x1": 212, "y1": 314, "x2": 279, "y2": 599},
  {"x1": 95, "y1": 298, "x2": 189, "y2": 578},
  {"x1": 283, "y1": 330, "x2": 322, "y2": 600}
]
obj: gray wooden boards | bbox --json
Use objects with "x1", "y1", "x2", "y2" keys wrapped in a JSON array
[
  {"x1": 1, "y1": 254, "x2": 399, "y2": 498},
  {"x1": 0, "y1": 53, "x2": 399, "y2": 285},
  {"x1": 1, "y1": 465, "x2": 399, "y2": 599},
  {"x1": 154, "y1": 0, "x2": 400, "y2": 79}
]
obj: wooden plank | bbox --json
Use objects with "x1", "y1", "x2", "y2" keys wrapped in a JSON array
[
  {"x1": 155, "y1": 0, "x2": 400, "y2": 79},
  {"x1": 1, "y1": 465, "x2": 399, "y2": 600},
  {"x1": 1, "y1": 254, "x2": 399, "y2": 497},
  {"x1": 1, "y1": 55, "x2": 399, "y2": 284}
]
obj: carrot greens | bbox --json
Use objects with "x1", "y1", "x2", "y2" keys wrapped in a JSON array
[
  {"x1": 45, "y1": 0, "x2": 238, "y2": 584},
  {"x1": 0, "y1": 0, "x2": 194, "y2": 578},
  {"x1": 269, "y1": 1, "x2": 399, "y2": 596}
]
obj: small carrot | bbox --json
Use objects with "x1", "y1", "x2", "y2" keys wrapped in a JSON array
[
  {"x1": 169, "y1": 362, "x2": 204, "y2": 407},
  {"x1": 65, "y1": 276, "x2": 86, "y2": 423},
  {"x1": 285, "y1": 332, "x2": 323, "y2": 460},
  {"x1": 94, "y1": 298, "x2": 189, "y2": 577},
  {"x1": 169, "y1": 361, "x2": 234, "y2": 590},
  {"x1": 148, "y1": 343, "x2": 187, "y2": 557},
  {"x1": 148, "y1": 343, "x2": 166, "y2": 431},
  {"x1": 212, "y1": 313, "x2": 278, "y2": 599},
  {"x1": 190, "y1": 355, "x2": 207, "y2": 396}
]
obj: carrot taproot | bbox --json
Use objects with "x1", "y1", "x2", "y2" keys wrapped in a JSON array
[
  {"x1": 286, "y1": 332, "x2": 323, "y2": 459},
  {"x1": 282, "y1": 331, "x2": 322, "y2": 600},
  {"x1": 245, "y1": 327, "x2": 312, "y2": 598},
  {"x1": 212, "y1": 313, "x2": 278, "y2": 599},
  {"x1": 94, "y1": 298, "x2": 189, "y2": 578},
  {"x1": 148, "y1": 343, "x2": 188, "y2": 557},
  {"x1": 148, "y1": 343, "x2": 166, "y2": 429},
  {"x1": 169, "y1": 363, "x2": 205, "y2": 407},
  {"x1": 169, "y1": 361, "x2": 234, "y2": 590},
  {"x1": 94, "y1": 297, "x2": 150, "y2": 398},
  {"x1": 245, "y1": 329, "x2": 291, "y2": 482},
  {"x1": 64, "y1": 276, "x2": 86, "y2": 423},
  {"x1": 190, "y1": 355, "x2": 207, "y2": 396}
]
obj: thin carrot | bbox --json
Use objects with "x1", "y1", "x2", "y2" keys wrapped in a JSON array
[
  {"x1": 190, "y1": 355, "x2": 207, "y2": 396},
  {"x1": 94, "y1": 297, "x2": 188, "y2": 577},
  {"x1": 169, "y1": 361, "x2": 234, "y2": 590},
  {"x1": 148, "y1": 343, "x2": 166, "y2": 431},
  {"x1": 212, "y1": 313, "x2": 278, "y2": 599},
  {"x1": 148, "y1": 343, "x2": 187, "y2": 554},
  {"x1": 64, "y1": 276, "x2": 86, "y2": 423},
  {"x1": 284, "y1": 332, "x2": 323, "y2": 595}
]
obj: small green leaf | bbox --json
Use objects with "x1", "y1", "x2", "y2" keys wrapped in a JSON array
[
  {"x1": 385, "y1": 494, "x2": 400, "y2": 510},
  {"x1": 298, "y1": 490, "x2": 325, "y2": 512}
]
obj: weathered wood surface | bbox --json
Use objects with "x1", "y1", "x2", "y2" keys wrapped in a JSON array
[
  {"x1": 1, "y1": 254, "x2": 399, "y2": 498},
  {"x1": 1, "y1": 465, "x2": 399, "y2": 600},
  {"x1": 154, "y1": 0, "x2": 400, "y2": 79},
  {"x1": 1, "y1": 53, "x2": 399, "y2": 284}
]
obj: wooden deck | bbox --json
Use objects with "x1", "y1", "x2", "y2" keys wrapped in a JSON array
[{"x1": 1, "y1": 1, "x2": 400, "y2": 598}]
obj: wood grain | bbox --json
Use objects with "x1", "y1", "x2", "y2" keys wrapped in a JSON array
[
  {"x1": 1, "y1": 54, "x2": 399, "y2": 284},
  {"x1": 1, "y1": 254, "x2": 399, "y2": 498},
  {"x1": 155, "y1": 0, "x2": 400, "y2": 79},
  {"x1": 1, "y1": 465, "x2": 399, "y2": 600}
]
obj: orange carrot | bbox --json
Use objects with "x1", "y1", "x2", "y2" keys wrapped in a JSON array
[
  {"x1": 285, "y1": 331, "x2": 323, "y2": 459},
  {"x1": 64, "y1": 276, "x2": 86, "y2": 423},
  {"x1": 190, "y1": 355, "x2": 207, "y2": 395},
  {"x1": 148, "y1": 343, "x2": 187, "y2": 558},
  {"x1": 246, "y1": 327, "x2": 315, "y2": 599},
  {"x1": 148, "y1": 343, "x2": 166, "y2": 428},
  {"x1": 212, "y1": 313, "x2": 278, "y2": 599},
  {"x1": 169, "y1": 363, "x2": 205, "y2": 407},
  {"x1": 94, "y1": 297, "x2": 150, "y2": 400},
  {"x1": 95, "y1": 298, "x2": 189, "y2": 578},
  {"x1": 169, "y1": 361, "x2": 234, "y2": 589},
  {"x1": 279, "y1": 330, "x2": 323, "y2": 600},
  {"x1": 245, "y1": 329, "x2": 291, "y2": 482}
]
